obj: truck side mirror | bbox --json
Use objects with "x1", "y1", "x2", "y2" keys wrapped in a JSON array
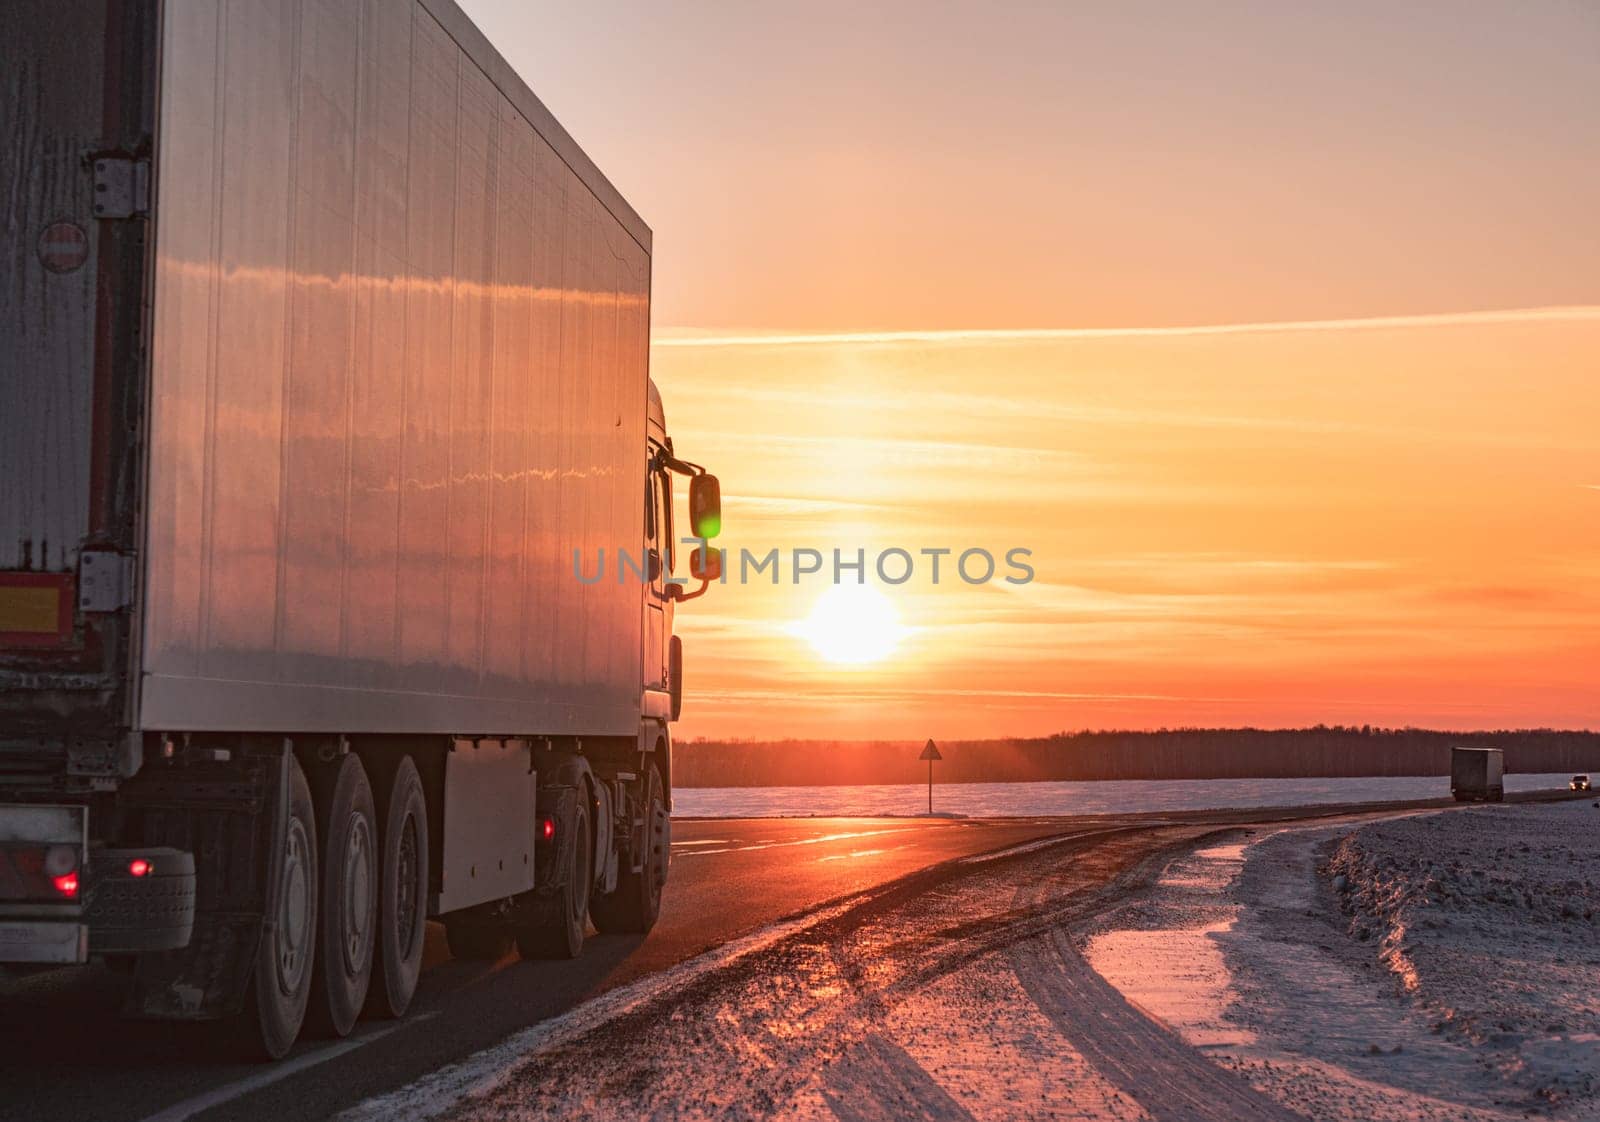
[
  {"x1": 690, "y1": 547, "x2": 721, "y2": 583},
  {"x1": 689, "y1": 474, "x2": 721, "y2": 539}
]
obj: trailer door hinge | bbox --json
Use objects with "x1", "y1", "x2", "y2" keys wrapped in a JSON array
[
  {"x1": 92, "y1": 156, "x2": 150, "y2": 219},
  {"x1": 78, "y1": 551, "x2": 133, "y2": 612}
]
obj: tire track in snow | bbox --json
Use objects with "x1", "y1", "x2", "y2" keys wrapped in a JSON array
[
  {"x1": 1008, "y1": 884, "x2": 1306, "y2": 1122},
  {"x1": 819, "y1": 1034, "x2": 978, "y2": 1122}
]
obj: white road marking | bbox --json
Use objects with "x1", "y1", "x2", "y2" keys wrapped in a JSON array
[
  {"x1": 817, "y1": 843, "x2": 919, "y2": 863},
  {"x1": 138, "y1": 1012, "x2": 439, "y2": 1122},
  {"x1": 673, "y1": 826, "x2": 920, "y2": 857},
  {"x1": 957, "y1": 831, "x2": 1103, "y2": 865}
]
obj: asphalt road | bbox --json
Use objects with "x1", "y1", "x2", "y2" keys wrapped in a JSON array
[
  {"x1": 0, "y1": 792, "x2": 1582, "y2": 1121},
  {"x1": 0, "y1": 815, "x2": 1088, "y2": 1122}
]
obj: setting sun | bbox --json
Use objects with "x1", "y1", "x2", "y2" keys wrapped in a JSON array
[{"x1": 791, "y1": 584, "x2": 909, "y2": 666}]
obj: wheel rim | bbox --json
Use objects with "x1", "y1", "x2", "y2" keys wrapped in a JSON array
[
  {"x1": 395, "y1": 814, "x2": 420, "y2": 959},
  {"x1": 277, "y1": 817, "x2": 312, "y2": 995},
  {"x1": 343, "y1": 811, "x2": 374, "y2": 974}
]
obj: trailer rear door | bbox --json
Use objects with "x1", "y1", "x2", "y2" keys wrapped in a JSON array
[{"x1": 0, "y1": 2, "x2": 153, "y2": 773}]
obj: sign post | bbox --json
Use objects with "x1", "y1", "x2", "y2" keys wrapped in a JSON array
[{"x1": 919, "y1": 739, "x2": 942, "y2": 815}]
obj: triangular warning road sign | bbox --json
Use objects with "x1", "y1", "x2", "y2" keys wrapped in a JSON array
[{"x1": 919, "y1": 739, "x2": 942, "y2": 761}]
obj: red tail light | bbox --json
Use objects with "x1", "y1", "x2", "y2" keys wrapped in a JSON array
[
  {"x1": 129, "y1": 859, "x2": 152, "y2": 877},
  {"x1": 52, "y1": 871, "x2": 79, "y2": 897},
  {"x1": 540, "y1": 817, "x2": 556, "y2": 843}
]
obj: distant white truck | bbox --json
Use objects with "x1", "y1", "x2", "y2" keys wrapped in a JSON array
[{"x1": 1451, "y1": 747, "x2": 1505, "y2": 803}]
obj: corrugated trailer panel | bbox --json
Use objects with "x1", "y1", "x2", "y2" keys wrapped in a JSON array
[
  {"x1": 142, "y1": 0, "x2": 649, "y2": 737},
  {"x1": 0, "y1": 6, "x2": 104, "y2": 575},
  {"x1": 344, "y1": 0, "x2": 413, "y2": 691}
]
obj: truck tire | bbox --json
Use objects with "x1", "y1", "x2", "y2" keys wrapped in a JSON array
[
  {"x1": 443, "y1": 913, "x2": 511, "y2": 961},
  {"x1": 245, "y1": 755, "x2": 318, "y2": 1060},
  {"x1": 308, "y1": 754, "x2": 378, "y2": 1038},
  {"x1": 590, "y1": 765, "x2": 666, "y2": 934},
  {"x1": 515, "y1": 796, "x2": 591, "y2": 959},
  {"x1": 366, "y1": 756, "x2": 429, "y2": 1019}
]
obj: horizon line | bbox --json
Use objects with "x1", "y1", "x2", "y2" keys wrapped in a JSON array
[
  {"x1": 674, "y1": 724, "x2": 1600, "y2": 744},
  {"x1": 653, "y1": 304, "x2": 1600, "y2": 349}
]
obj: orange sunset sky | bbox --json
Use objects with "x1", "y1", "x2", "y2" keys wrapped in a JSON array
[{"x1": 461, "y1": 1, "x2": 1600, "y2": 739}]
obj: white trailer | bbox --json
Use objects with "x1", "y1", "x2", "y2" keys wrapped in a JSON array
[{"x1": 0, "y1": 0, "x2": 721, "y2": 1057}]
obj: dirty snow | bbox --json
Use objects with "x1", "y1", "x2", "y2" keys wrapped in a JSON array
[
  {"x1": 783, "y1": 957, "x2": 1153, "y2": 1122},
  {"x1": 351, "y1": 826, "x2": 1247, "y2": 1121},
  {"x1": 1084, "y1": 801, "x2": 1600, "y2": 1120}
]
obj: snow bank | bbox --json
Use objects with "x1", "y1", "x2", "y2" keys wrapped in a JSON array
[
  {"x1": 1082, "y1": 800, "x2": 1600, "y2": 1120},
  {"x1": 1325, "y1": 802, "x2": 1600, "y2": 1105}
]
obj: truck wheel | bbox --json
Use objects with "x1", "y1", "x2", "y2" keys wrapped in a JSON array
[
  {"x1": 245, "y1": 755, "x2": 318, "y2": 1060},
  {"x1": 443, "y1": 913, "x2": 511, "y2": 961},
  {"x1": 590, "y1": 765, "x2": 666, "y2": 934},
  {"x1": 308, "y1": 754, "x2": 378, "y2": 1037},
  {"x1": 515, "y1": 796, "x2": 591, "y2": 959},
  {"x1": 366, "y1": 756, "x2": 429, "y2": 1019}
]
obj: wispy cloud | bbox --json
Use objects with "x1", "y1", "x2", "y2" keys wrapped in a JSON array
[
  {"x1": 688, "y1": 685, "x2": 1250, "y2": 706},
  {"x1": 667, "y1": 382, "x2": 1374, "y2": 437},
  {"x1": 667, "y1": 380, "x2": 1578, "y2": 451},
  {"x1": 730, "y1": 495, "x2": 906, "y2": 517},
  {"x1": 1048, "y1": 553, "x2": 1399, "y2": 575},
  {"x1": 654, "y1": 305, "x2": 1600, "y2": 349},
  {"x1": 709, "y1": 430, "x2": 1078, "y2": 471}
]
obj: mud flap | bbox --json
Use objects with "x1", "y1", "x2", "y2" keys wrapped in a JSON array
[{"x1": 120, "y1": 742, "x2": 286, "y2": 1019}]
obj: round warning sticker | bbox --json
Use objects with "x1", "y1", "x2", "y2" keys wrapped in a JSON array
[{"x1": 38, "y1": 221, "x2": 90, "y2": 275}]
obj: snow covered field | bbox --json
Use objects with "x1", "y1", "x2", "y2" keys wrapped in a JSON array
[
  {"x1": 674, "y1": 773, "x2": 1580, "y2": 819},
  {"x1": 1083, "y1": 801, "x2": 1600, "y2": 1121}
]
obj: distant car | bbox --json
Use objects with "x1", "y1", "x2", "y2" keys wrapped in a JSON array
[{"x1": 1572, "y1": 774, "x2": 1591, "y2": 792}]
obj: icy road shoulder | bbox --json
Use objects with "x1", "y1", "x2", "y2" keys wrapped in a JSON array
[
  {"x1": 1083, "y1": 800, "x2": 1600, "y2": 1122},
  {"x1": 343, "y1": 825, "x2": 1283, "y2": 1121}
]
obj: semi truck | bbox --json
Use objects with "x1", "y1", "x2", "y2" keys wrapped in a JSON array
[
  {"x1": 1450, "y1": 747, "x2": 1505, "y2": 803},
  {"x1": 1, "y1": 0, "x2": 721, "y2": 1058}
]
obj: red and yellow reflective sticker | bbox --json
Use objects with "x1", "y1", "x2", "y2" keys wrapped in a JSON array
[{"x1": 0, "y1": 573, "x2": 73, "y2": 647}]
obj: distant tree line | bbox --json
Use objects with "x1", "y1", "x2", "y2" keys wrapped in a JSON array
[{"x1": 672, "y1": 727, "x2": 1600, "y2": 788}]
